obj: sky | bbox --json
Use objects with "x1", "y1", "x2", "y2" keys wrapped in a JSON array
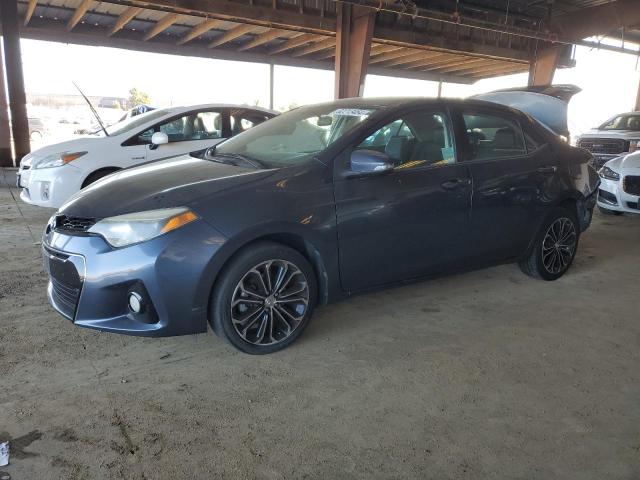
[{"x1": 17, "y1": 37, "x2": 640, "y2": 138}]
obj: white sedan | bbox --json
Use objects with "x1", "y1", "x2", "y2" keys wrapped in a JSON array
[
  {"x1": 17, "y1": 104, "x2": 276, "y2": 208},
  {"x1": 597, "y1": 150, "x2": 640, "y2": 215}
]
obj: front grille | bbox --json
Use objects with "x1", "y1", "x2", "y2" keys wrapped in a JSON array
[
  {"x1": 598, "y1": 189, "x2": 618, "y2": 205},
  {"x1": 43, "y1": 247, "x2": 83, "y2": 319},
  {"x1": 577, "y1": 138, "x2": 627, "y2": 155},
  {"x1": 54, "y1": 215, "x2": 96, "y2": 232},
  {"x1": 623, "y1": 176, "x2": 640, "y2": 196}
]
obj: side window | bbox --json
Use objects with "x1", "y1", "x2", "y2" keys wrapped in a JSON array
[
  {"x1": 157, "y1": 110, "x2": 222, "y2": 143},
  {"x1": 357, "y1": 112, "x2": 455, "y2": 169},
  {"x1": 230, "y1": 109, "x2": 271, "y2": 136},
  {"x1": 462, "y1": 112, "x2": 526, "y2": 160}
]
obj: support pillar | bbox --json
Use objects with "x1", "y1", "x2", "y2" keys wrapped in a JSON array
[
  {"x1": 0, "y1": 0, "x2": 30, "y2": 162},
  {"x1": 334, "y1": 3, "x2": 375, "y2": 99},
  {"x1": 528, "y1": 46, "x2": 560, "y2": 86},
  {"x1": 635, "y1": 78, "x2": 640, "y2": 112},
  {"x1": 0, "y1": 44, "x2": 13, "y2": 167}
]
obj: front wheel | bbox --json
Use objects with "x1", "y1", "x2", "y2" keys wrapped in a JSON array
[
  {"x1": 519, "y1": 207, "x2": 580, "y2": 281},
  {"x1": 210, "y1": 242, "x2": 317, "y2": 354}
]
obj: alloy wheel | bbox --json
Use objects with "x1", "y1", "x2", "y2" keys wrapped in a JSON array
[
  {"x1": 230, "y1": 259, "x2": 309, "y2": 346},
  {"x1": 541, "y1": 217, "x2": 577, "y2": 275}
]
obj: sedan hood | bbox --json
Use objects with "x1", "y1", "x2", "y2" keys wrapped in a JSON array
[
  {"x1": 606, "y1": 151, "x2": 640, "y2": 171},
  {"x1": 60, "y1": 156, "x2": 275, "y2": 218},
  {"x1": 26, "y1": 137, "x2": 103, "y2": 159}
]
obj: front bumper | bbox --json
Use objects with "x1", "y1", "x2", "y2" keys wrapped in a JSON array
[
  {"x1": 597, "y1": 175, "x2": 640, "y2": 214},
  {"x1": 18, "y1": 164, "x2": 84, "y2": 208},
  {"x1": 42, "y1": 219, "x2": 228, "y2": 336}
]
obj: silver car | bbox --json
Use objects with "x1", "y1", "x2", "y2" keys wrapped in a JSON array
[{"x1": 576, "y1": 112, "x2": 640, "y2": 169}]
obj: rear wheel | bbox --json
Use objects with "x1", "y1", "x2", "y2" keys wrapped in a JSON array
[
  {"x1": 519, "y1": 207, "x2": 579, "y2": 281},
  {"x1": 210, "y1": 242, "x2": 317, "y2": 354},
  {"x1": 598, "y1": 205, "x2": 623, "y2": 216}
]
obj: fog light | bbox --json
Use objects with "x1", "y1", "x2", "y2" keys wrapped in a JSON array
[
  {"x1": 128, "y1": 292, "x2": 144, "y2": 313},
  {"x1": 41, "y1": 181, "x2": 50, "y2": 200}
]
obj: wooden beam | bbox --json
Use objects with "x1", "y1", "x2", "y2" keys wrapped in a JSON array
[
  {"x1": 208, "y1": 24, "x2": 257, "y2": 48},
  {"x1": 237, "y1": 28, "x2": 285, "y2": 51},
  {"x1": 431, "y1": 58, "x2": 489, "y2": 74},
  {"x1": 380, "y1": 51, "x2": 442, "y2": 67},
  {"x1": 401, "y1": 53, "x2": 455, "y2": 69},
  {"x1": 291, "y1": 37, "x2": 335, "y2": 57},
  {"x1": 464, "y1": 62, "x2": 526, "y2": 78},
  {"x1": 143, "y1": 12, "x2": 180, "y2": 41},
  {"x1": 369, "y1": 48, "x2": 419, "y2": 65},
  {"x1": 550, "y1": 0, "x2": 640, "y2": 41},
  {"x1": 23, "y1": 0, "x2": 37, "y2": 26},
  {"x1": 109, "y1": 6, "x2": 142, "y2": 36},
  {"x1": 369, "y1": 44, "x2": 401, "y2": 56},
  {"x1": 335, "y1": 4, "x2": 375, "y2": 99},
  {"x1": 177, "y1": 18, "x2": 222, "y2": 45},
  {"x1": 67, "y1": 0, "x2": 92, "y2": 32},
  {"x1": 270, "y1": 33, "x2": 319, "y2": 54},
  {"x1": 528, "y1": 46, "x2": 560, "y2": 86}
]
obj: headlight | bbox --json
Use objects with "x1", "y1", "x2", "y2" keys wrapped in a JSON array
[
  {"x1": 629, "y1": 140, "x2": 640, "y2": 152},
  {"x1": 599, "y1": 166, "x2": 620, "y2": 181},
  {"x1": 33, "y1": 151, "x2": 87, "y2": 169},
  {"x1": 88, "y1": 207, "x2": 198, "y2": 248}
]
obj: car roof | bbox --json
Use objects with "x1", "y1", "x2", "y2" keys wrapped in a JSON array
[{"x1": 162, "y1": 104, "x2": 278, "y2": 115}]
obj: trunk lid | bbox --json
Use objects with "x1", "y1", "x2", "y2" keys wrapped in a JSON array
[{"x1": 473, "y1": 84, "x2": 581, "y2": 139}]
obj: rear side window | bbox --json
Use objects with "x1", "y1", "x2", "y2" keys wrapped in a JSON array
[
  {"x1": 462, "y1": 112, "x2": 526, "y2": 160},
  {"x1": 230, "y1": 109, "x2": 272, "y2": 136}
]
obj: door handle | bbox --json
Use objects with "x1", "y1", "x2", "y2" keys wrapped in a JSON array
[
  {"x1": 537, "y1": 165, "x2": 557, "y2": 173},
  {"x1": 441, "y1": 178, "x2": 471, "y2": 190}
]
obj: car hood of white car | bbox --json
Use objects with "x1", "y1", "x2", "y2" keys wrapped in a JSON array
[
  {"x1": 607, "y1": 151, "x2": 640, "y2": 171},
  {"x1": 579, "y1": 130, "x2": 640, "y2": 141},
  {"x1": 24, "y1": 136, "x2": 106, "y2": 163}
]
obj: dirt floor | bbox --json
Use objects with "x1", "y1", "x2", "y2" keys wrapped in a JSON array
[{"x1": 1, "y1": 167, "x2": 639, "y2": 480}]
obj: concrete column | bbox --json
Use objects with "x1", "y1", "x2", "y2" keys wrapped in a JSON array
[
  {"x1": 528, "y1": 46, "x2": 560, "y2": 86},
  {"x1": 0, "y1": 44, "x2": 13, "y2": 167},
  {"x1": 0, "y1": 0, "x2": 30, "y2": 162},
  {"x1": 334, "y1": 3, "x2": 375, "y2": 99}
]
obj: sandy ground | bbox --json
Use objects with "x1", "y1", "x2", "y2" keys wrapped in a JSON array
[{"x1": 1, "y1": 167, "x2": 639, "y2": 480}]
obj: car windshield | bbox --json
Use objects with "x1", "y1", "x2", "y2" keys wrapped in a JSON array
[
  {"x1": 214, "y1": 104, "x2": 378, "y2": 168},
  {"x1": 106, "y1": 108, "x2": 171, "y2": 136},
  {"x1": 599, "y1": 114, "x2": 640, "y2": 131}
]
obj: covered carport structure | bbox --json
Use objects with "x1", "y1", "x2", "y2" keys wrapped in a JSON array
[{"x1": 0, "y1": 0, "x2": 639, "y2": 166}]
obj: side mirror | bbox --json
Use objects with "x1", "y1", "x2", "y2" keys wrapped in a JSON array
[
  {"x1": 149, "y1": 132, "x2": 169, "y2": 150},
  {"x1": 203, "y1": 145, "x2": 216, "y2": 160},
  {"x1": 346, "y1": 149, "x2": 394, "y2": 178}
]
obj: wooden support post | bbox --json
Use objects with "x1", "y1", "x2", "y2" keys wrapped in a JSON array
[
  {"x1": 0, "y1": 46, "x2": 13, "y2": 167},
  {"x1": 334, "y1": 3, "x2": 375, "y2": 99},
  {"x1": 635, "y1": 79, "x2": 640, "y2": 112},
  {"x1": 528, "y1": 46, "x2": 560, "y2": 86},
  {"x1": 0, "y1": 0, "x2": 30, "y2": 161}
]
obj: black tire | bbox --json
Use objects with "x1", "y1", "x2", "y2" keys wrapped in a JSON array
[
  {"x1": 210, "y1": 242, "x2": 317, "y2": 354},
  {"x1": 81, "y1": 168, "x2": 119, "y2": 188},
  {"x1": 598, "y1": 205, "x2": 623, "y2": 216},
  {"x1": 519, "y1": 206, "x2": 580, "y2": 281}
]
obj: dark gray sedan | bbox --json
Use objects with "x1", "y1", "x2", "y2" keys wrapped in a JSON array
[{"x1": 42, "y1": 95, "x2": 598, "y2": 354}]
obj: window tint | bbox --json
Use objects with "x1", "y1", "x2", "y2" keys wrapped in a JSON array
[
  {"x1": 462, "y1": 112, "x2": 526, "y2": 160},
  {"x1": 157, "y1": 110, "x2": 222, "y2": 143},
  {"x1": 357, "y1": 112, "x2": 455, "y2": 169},
  {"x1": 230, "y1": 109, "x2": 271, "y2": 136}
]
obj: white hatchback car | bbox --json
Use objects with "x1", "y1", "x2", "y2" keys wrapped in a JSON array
[
  {"x1": 17, "y1": 104, "x2": 276, "y2": 208},
  {"x1": 597, "y1": 151, "x2": 640, "y2": 215}
]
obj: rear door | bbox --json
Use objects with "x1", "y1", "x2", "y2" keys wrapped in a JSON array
[
  {"x1": 454, "y1": 106, "x2": 559, "y2": 261},
  {"x1": 334, "y1": 107, "x2": 473, "y2": 292}
]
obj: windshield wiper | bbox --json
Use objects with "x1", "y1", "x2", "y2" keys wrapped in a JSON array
[{"x1": 210, "y1": 153, "x2": 268, "y2": 169}]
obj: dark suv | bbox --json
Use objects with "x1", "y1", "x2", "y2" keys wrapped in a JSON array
[{"x1": 42, "y1": 93, "x2": 599, "y2": 354}]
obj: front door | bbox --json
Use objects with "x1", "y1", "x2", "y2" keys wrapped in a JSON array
[{"x1": 334, "y1": 109, "x2": 472, "y2": 292}]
